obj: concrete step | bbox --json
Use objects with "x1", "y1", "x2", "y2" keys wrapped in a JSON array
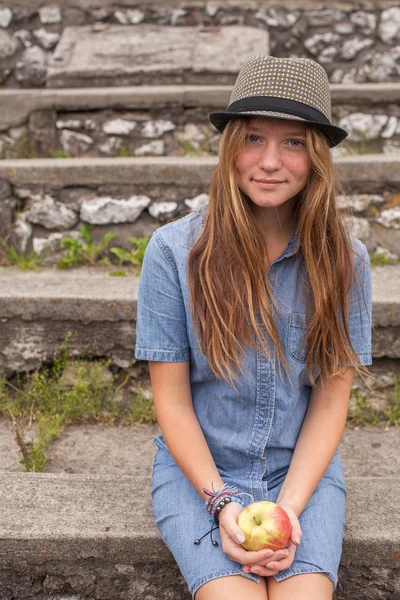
[
  {"x1": 1, "y1": 154, "x2": 399, "y2": 190},
  {"x1": 47, "y1": 24, "x2": 268, "y2": 88},
  {"x1": 0, "y1": 263, "x2": 398, "y2": 372},
  {"x1": 0, "y1": 472, "x2": 398, "y2": 599},
  {"x1": 2, "y1": 420, "x2": 400, "y2": 478}
]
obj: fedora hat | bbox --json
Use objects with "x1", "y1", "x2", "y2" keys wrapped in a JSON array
[{"x1": 209, "y1": 55, "x2": 348, "y2": 148}]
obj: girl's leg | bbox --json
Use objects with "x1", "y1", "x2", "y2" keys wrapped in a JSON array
[
  {"x1": 195, "y1": 574, "x2": 268, "y2": 600},
  {"x1": 267, "y1": 572, "x2": 333, "y2": 600}
]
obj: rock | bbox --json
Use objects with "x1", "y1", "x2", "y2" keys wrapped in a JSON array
[
  {"x1": 102, "y1": 119, "x2": 136, "y2": 135},
  {"x1": 13, "y1": 9, "x2": 36, "y2": 23},
  {"x1": 345, "y1": 216, "x2": 371, "y2": 242},
  {"x1": 32, "y1": 230, "x2": 84, "y2": 255},
  {"x1": 39, "y1": 6, "x2": 62, "y2": 25},
  {"x1": 0, "y1": 29, "x2": 19, "y2": 59},
  {"x1": 29, "y1": 109, "x2": 58, "y2": 155},
  {"x1": 60, "y1": 130, "x2": 93, "y2": 155},
  {"x1": 92, "y1": 9, "x2": 113, "y2": 21},
  {"x1": 134, "y1": 140, "x2": 164, "y2": 156},
  {"x1": 334, "y1": 22, "x2": 354, "y2": 35},
  {"x1": 306, "y1": 10, "x2": 345, "y2": 27},
  {"x1": 0, "y1": 8, "x2": 13, "y2": 29},
  {"x1": 350, "y1": 11, "x2": 377, "y2": 36},
  {"x1": 10, "y1": 219, "x2": 32, "y2": 253},
  {"x1": 383, "y1": 140, "x2": 400, "y2": 154},
  {"x1": 148, "y1": 202, "x2": 178, "y2": 219},
  {"x1": 142, "y1": 120, "x2": 175, "y2": 138},
  {"x1": 365, "y1": 48, "x2": 400, "y2": 82},
  {"x1": 8, "y1": 126, "x2": 27, "y2": 141},
  {"x1": 180, "y1": 123, "x2": 206, "y2": 144},
  {"x1": 339, "y1": 37, "x2": 374, "y2": 61},
  {"x1": 56, "y1": 119, "x2": 81, "y2": 130},
  {"x1": 338, "y1": 113, "x2": 388, "y2": 142},
  {"x1": 255, "y1": 8, "x2": 300, "y2": 28},
  {"x1": 337, "y1": 194, "x2": 384, "y2": 214},
  {"x1": 184, "y1": 193, "x2": 209, "y2": 211},
  {"x1": 14, "y1": 188, "x2": 32, "y2": 200},
  {"x1": 80, "y1": 196, "x2": 151, "y2": 225},
  {"x1": 0, "y1": 198, "x2": 15, "y2": 239},
  {"x1": 99, "y1": 137, "x2": 122, "y2": 155},
  {"x1": 15, "y1": 46, "x2": 48, "y2": 87},
  {"x1": 57, "y1": 360, "x2": 113, "y2": 390},
  {"x1": 378, "y1": 7, "x2": 400, "y2": 44},
  {"x1": 33, "y1": 28, "x2": 60, "y2": 50},
  {"x1": 25, "y1": 196, "x2": 78, "y2": 230},
  {"x1": 381, "y1": 116, "x2": 399, "y2": 139},
  {"x1": 303, "y1": 32, "x2": 341, "y2": 63},
  {"x1": 114, "y1": 10, "x2": 144, "y2": 25},
  {"x1": 14, "y1": 30, "x2": 32, "y2": 48},
  {"x1": 170, "y1": 9, "x2": 186, "y2": 26},
  {"x1": 206, "y1": 4, "x2": 219, "y2": 18},
  {"x1": 0, "y1": 179, "x2": 11, "y2": 201},
  {"x1": 376, "y1": 208, "x2": 400, "y2": 229},
  {"x1": 125, "y1": 10, "x2": 144, "y2": 25}
]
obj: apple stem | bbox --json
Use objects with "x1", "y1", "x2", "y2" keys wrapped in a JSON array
[{"x1": 253, "y1": 517, "x2": 261, "y2": 526}]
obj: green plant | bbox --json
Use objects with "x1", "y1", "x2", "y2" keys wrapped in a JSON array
[
  {"x1": 0, "y1": 238, "x2": 42, "y2": 270},
  {"x1": 57, "y1": 224, "x2": 116, "y2": 268},
  {"x1": 119, "y1": 145, "x2": 135, "y2": 157},
  {"x1": 381, "y1": 376, "x2": 400, "y2": 426},
  {"x1": 109, "y1": 236, "x2": 150, "y2": 270},
  {"x1": 52, "y1": 150, "x2": 71, "y2": 158},
  {"x1": 370, "y1": 252, "x2": 391, "y2": 266}
]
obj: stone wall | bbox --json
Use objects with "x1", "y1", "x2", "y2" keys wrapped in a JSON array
[
  {"x1": 0, "y1": 3, "x2": 399, "y2": 88},
  {"x1": 1, "y1": 97, "x2": 400, "y2": 160},
  {"x1": 1, "y1": 169, "x2": 400, "y2": 264}
]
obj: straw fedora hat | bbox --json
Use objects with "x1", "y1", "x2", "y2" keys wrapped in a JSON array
[{"x1": 209, "y1": 55, "x2": 348, "y2": 148}]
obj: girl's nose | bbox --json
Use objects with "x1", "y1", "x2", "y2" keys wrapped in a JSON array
[{"x1": 258, "y1": 144, "x2": 283, "y2": 171}]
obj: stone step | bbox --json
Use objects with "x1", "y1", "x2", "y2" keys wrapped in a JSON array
[
  {"x1": 2, "y1": 421, "x2": 400, "y2": 479},
  {"x1": 48, "y1": 25, "x2": 269, "y2": 88},
  {"x1": 1, "y1": 84, "x2": 399, "y2": 159},
  {"x1": 0, "y1": 472, "x2": 398, "y2": 599},
  {"x1": 0, "y1": 263, "x2": 398, "y2": 372},
  {"x1": 1, "y1": 154, "x2": 398, "y2": 189}
]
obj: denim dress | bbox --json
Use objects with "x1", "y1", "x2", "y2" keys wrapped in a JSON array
[{"x1": 134, "y1": 206, "x2": 372, "y2": 598}]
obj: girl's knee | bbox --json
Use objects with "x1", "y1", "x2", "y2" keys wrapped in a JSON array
[{"x1": 194, "y1": 574, "x2": 268, "y2": 600}]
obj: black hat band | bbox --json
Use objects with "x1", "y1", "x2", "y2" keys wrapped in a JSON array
[{"x1": 228, "y1": 96, "x2": 331, "y2": 126}]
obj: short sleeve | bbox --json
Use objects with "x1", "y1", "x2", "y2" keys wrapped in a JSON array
[
  {"x1": 134, "y1": 230, "x2": 190, "y2": 362},
  {"x1": 344, "y1": 242, "x2": 372, "y2": 366}
]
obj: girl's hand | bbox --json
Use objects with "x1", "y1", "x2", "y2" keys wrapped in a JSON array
[
  {"x1": 241, "y1": 505, "x2": 302, "y2": 577},
  {"x1": 219, "y1": 503, "x2": 302, "y2": 577},
  {"x1": 218, "y1": 502, "x2": 281, "y2": 570}
]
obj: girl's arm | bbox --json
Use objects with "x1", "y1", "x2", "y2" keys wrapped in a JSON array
[
  {"x1": 276, "y1": 366, "x2": 355, "y2": 516},
  {"x1": 149, "y1": 359, "x2": 277, "y2": 568},
  {"x1": 149, "y1": 360, "x2": 225, "y2": 502}
]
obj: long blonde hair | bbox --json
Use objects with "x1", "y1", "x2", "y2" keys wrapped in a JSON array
[{"x1": 188, "y1": 117, "x2": 372, "y2": 389}]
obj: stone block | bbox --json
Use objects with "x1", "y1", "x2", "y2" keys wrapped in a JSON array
[{"x1": 47, "y1": 24, "x2": 269, "y2": 87}]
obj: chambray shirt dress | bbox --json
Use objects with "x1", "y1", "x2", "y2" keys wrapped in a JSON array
[{"x1": 134, "y1": 205, "x2": 372, "y2": 598}]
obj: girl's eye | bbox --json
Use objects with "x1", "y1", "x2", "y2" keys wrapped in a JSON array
[
  {"x1": 288, "y1": 139, "x2": 304, "y2": 148},
  {"x1": 247, "y1": 134, "x2": 261, "y2": 143}
]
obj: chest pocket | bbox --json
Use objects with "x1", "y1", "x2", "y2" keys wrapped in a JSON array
[{"x1": 288, "y1": 312, "x2": 308, "y2": 363}]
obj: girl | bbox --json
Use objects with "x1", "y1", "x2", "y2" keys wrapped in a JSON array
[{"x1": 135, "y1": 55, "x2": 372, "y2": 600}]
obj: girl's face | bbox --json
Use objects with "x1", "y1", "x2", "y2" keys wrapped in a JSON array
[{"x1": 234, "y1": 117, "x2": 312, "y2": 213}]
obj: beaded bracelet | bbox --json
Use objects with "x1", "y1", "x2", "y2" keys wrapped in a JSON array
[{"x1": 194, "y1": 482, "x2": 254, "y2": 547}]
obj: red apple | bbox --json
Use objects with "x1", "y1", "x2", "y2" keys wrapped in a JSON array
[{"x1": 237, "y1": 501, "x2": 292, "y2": 551}]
